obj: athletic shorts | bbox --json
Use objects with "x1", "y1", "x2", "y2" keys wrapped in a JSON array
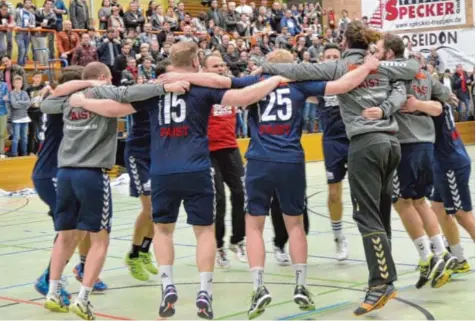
[
  {"x1": 430, "y1": 164, "x2": 473, "y2": 214},
  {"x1": 33, "y1": 177, "x2": 57, "y2": 216},
  {"x1": 151, "y1": 168, "x2": 215, "y2": 226},
  {"x1": 245, "y1": 159, "x2": 305, "y2": 216},
  {"x1": 323, "y1": 138, "x2": 349, "y2": 184},
  {"x1": 54, "y1": 168, "x2": 113, "y2": 233},
  {"x1": 124, "y1": 148, "x2": 151, "y2": 198},
  {"x1": 392, "y1": 143, "x2": 434, "y2": 203}
]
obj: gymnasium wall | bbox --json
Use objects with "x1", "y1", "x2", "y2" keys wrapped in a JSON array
[{"x1": 0, "y1": 123, "x2": 474, "y2": 192}]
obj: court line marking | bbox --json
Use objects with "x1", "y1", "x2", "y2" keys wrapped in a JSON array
[
  {"x1": 0, "y1": 198, "x2": 30, "y2": 217},
  {"x1": 0, "y1": 296, "x2": 133, "y2": 320}
]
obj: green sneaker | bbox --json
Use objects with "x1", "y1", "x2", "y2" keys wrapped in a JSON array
[
  {"x1": 44, "y1": 294, "x2": 69, "y2": 313},
  {"x1": 248, "y1": 286, "x2": 272, "y2": 320},
  {"x1": 139, "y1": 252, "x2": 158, "y2": 275},
  {"x1": 125, "y1": 253, "x2": 149, "y2": 281}
]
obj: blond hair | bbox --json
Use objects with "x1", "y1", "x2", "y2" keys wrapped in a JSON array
[
  {"x1": 170, "y1": 42, "x2": 199, "y2": 68},
  {"x1": 266, "y1": 49, "x2": 294, "y2": 63}
]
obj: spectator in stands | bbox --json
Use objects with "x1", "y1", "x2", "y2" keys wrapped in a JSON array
[
  {"x1": 124, "y1": 1, "x2": 145, "y2": 32},
  {"x1": 361, "y1": 16, "x2": 369, "y2": 28},
  {"x1": 14, "y1": 0, "x2": 36, "y2": 66},
  {"x1": 6, "y1": 75, "x2": 30, "y2": 157},
  {"x1": 192, "y1": 11, "x2": 208, "y2": 32},
  {"x1": 441, "y1": 69, "x2": 453, "y2": 93},
  {"x1": 56, "y1": 20, "x2": 79, "y2": 65},
  {"x1": 121, "y1": 56, "x2": 138, "y2": 85},
  {"x1": 307, "y1": 35, "x2": 323, "y2": 62},
  {"x1": 0, "y1": 3, "x2": 14, "y2": 56},
  {"x1": 453, "y1": 64, "x2": 472, "y2": 121},
  {"x1": 174, "y1": 2, "x2": 185, "y2": 20},
  {"x1": 208, "y1": 0, "x2": 224, "y2": 28},
  {"x1": 138, "y1": 56, "x2": 156, "y2": 81},
  {"x1": 87, "y1": 26, "x2": 100, "y2": 47},
  {"x1": 165, "y1": 6, "x2": 178, "y2": 31},
  {"x1": 0, "y1": 0, "x2": 13, "y2": 57},
  {"x1": 237, "y1": 13, "x2": 251, "y2": 37},
  {"x1": 69, "y1": 0, "x2": 90, "y2": 29},
  {"x1": 71, "y1": 32, "x2": 98, "y2": 66},
  {"x1": 97, "y1": 27, "x2": 120, "y2": 70},
  {"x1": 139, "y1": 22, "x2": 157, "y2": 44},
  {"x1": 150, "y1": 4, "x2": 165, "y2": 30},
  {"x1": 108, "y1": 5, "x2": 124, "y2": 33},
  {"x1": 98, "y1": 0, "x2": 112, "y2": 30},
  {"x1": 0, "y1": 55, "x2": 27, "y2": 89},
  {"x1": 338, "y1": 9, "x2": 350, "y2": 33},
  {"x1": 427, "y1": 48, "x2": 441, "y2": 71},
  {"x1": 225, "y1": 2, "x2": 239, "y2": 32},
  {"x1": 52, "y1": 0, "x2": 68, "y2": 31},
  {"x1": 236, "y1": 0, "x2": 252, "y2": 18},
  {"x1": 33, "y1": 0, "x2": 56, "y2": 65},
  {"x1": 270, "y1": 1, "x2": 283, "y2": 33},
  {"x1": 0, "y1": 79, "x2": 7, "y2": 158},
  {"x1": 145, "y1": 0, "x2": 157, "y2": 20},
  {"x1": 280, "y1": 10, "x2": 300, "y2": 36},
  {"x1": 177, "y1": 25, "x2": 198, "y2": 43}
]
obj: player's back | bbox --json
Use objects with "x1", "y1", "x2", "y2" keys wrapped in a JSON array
[
  {"x1": 131, "y1": 85, "x2": 227, "y2": 175},
  {"x1": 32, "y1": 113, "x2": 64, "y2": 179},
  {"x1": 318, "y1": 95, "x2": 347, "y2": 141},
  {"x1": 126, "y1": 107, "x2": 151, "y2": 152},
  {"x1": 432, "y1": 103, "x2": 471, "y2": 169}
]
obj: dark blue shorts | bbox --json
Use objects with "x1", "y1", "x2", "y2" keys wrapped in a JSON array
[
  {"x1": 323, "y1": 138, "x2": 349, "y2": 184},
  {"x1": 392, "y1": 143, "x2": 434, "y2": 203},
  {"x1": 430, "y1": 165, "x2": 473, "y2": 214},
  {"x1": 33, "y1": 177, "x2": 57, "y2": 216},
  {"x1": 245, "y1": 159, "x2": 305, "y2": 216},
  {"x1": 151, "y1": 169, "x2": 215, "y2": 226},
  {"x1": 54, "y1": 168, "x2": 113, "y2": 233},
  {"x1": 124, "y1": 148, "x2": 151, "y2": 198}
]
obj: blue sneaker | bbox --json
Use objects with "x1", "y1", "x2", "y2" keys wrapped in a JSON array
[
  {"x1": 196, "y1": 290, "x2": 213, "y2": 320},
  {"x1": 35, "y1": 269, "x2": 71, "y2": 305},
  {"x1": 73, "y1": 263, "x2": 108, "y2": 292}
]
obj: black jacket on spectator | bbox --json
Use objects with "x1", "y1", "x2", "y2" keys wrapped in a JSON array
[
  {"x1": 70, "y1": 0, "x2": 90, "y2": 29},
  {"x1": 97, "y1": 39, "x2": 121, "y2": 68},
  {"x1": 123, "y1": 10, "x2": 145, "y2": 31},
  {"x1": 224, "y1": 11, "x2": 238, "y2": 32},
  {"x1": 270, "y1": 9, "x2": 283, "y2": 33},
  {"x1": 223, "y1": 52, "x2": 246, "y2": 76},
  {"x1": 208, "y1": 8, "x2": 224, "y2": 28}
]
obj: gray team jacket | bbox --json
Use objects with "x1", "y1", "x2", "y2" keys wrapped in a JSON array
[
  {"x1": 262, "y1": 49, "x2": 420, "y2": 139},
  {"x1": 394, "y1": 63, "x2": 451, "y2": 144},
  {"x1": 40, "y1": 84, "x2": 165, "y2": 170}
]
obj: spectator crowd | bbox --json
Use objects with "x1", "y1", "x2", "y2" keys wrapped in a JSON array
[{"x1": 0, "y1": 0, "x2": 474, "y2": 158}]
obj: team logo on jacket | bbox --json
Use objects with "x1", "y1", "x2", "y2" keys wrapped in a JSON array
[
  {"x1": 212, "y1": 105, "x2": 234, "y2": 117},
  {"x1": 69, "y1": 110, "x2": 95, "y2": 121}
]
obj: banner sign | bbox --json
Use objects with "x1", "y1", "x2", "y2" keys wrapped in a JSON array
[
  {"x1": 400, "y1": 28, "x2": 475, "y2": 72},
  {"x1": 362, "y1": 0, "x2": 466, "y2": 31}
]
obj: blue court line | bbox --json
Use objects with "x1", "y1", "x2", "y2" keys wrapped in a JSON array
[
  {"x1": 0, "y1": 253, "x2": 196, "y2": 292},
  {"x1": 277, "y1": 271, "x2": 475, "y2": 320}
]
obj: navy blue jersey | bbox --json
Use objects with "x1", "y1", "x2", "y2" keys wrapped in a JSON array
[
  {"x1": 32, "y1": 113, "x2": 64, "y2": 179},
  {"x1": 131, "y1": 86, "x2": 227, "y2": 175},
  {"x1": 232, "y1": 75, "x2": 327, "y2": 163},
  {"x1": 318, "y1": 95, "x2": 347, "y2": 140},
  {"x1": 432, "y1": 104, "x2": 471, "y2": 170},
  {"x1": 125, "y1": 107, "x2": 151, "y2": 153}
]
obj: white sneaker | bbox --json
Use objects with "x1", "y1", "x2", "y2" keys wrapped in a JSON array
[
  {"x1": 229, "y1": 241, "x2": 248, "y2": 262},
  {"x1": 70, "y1": 297, "x2": 94, "y2": 320},
  {"x1": 274, "y1": 246, "x2": 291, "y2": 266},
  {"x1": 335, "y1": 236, "x2": 348, "y2": 261},
  {"x1": 216, "y1": 248, "x2": 231, "y2": 268}
]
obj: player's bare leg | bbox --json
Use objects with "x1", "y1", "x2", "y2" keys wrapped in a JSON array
[
  {"x1": 283, "y1": 214, "x2": 314, "y2": 311},
  {"x1": 73, "y1": 234, "x2": 108, "y2": 292},
  {"x1": 246, "y1": 214, "x2": 272, "y2": 320},
  {"x1": 433, "y1": 201, "x2": 473, "y2": 273},
  {"x1": 328, "y1": 182, "x2": 348, "y2": 260},
  {"x1": 414, "y1": 198, "x2": 457, "y2": 287}
]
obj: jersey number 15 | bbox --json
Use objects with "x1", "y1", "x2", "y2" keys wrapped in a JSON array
[
  {"x1": 260, "y1": 88, "x2": 292, "y2": 122},
  {"x1": 161, "y1": 93, "x2": 186, "y2": 125}
]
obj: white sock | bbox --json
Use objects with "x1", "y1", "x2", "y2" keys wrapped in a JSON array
[
  {"x1": 450, "y1": 243, "x2": 466, "y2": 262},
  {"x1": 413, "y1": 235, "x2": 432, "y2": 262},
  {"x1": 250, "y1": 267, "x2": 264, "y2": 291},
  {"x1": 78, "y1": 285, "x2": 92, "y2": 302},
  {"x1": 200, "y1": 272, "x2": 213, "y2": 295},
  {"x1": 430, "y1": 234, "x2": 446, "y2": 256},
  {"x1": 159, "y1": 265, "x2": 173, "y2": 290},
  {"x1": 331, "y1": 220, "x2": 343, "y2": 240},
  {"x1": 48, "y1": 280, "x2": 60, "y2": 296},
  {"x1": 293, "y1": 264, "x2": 307, "y2": 286}
]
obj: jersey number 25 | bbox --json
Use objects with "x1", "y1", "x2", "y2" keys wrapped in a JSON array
[{"x1": 260, "y1": 88, "x2": 292, "y2": 122}]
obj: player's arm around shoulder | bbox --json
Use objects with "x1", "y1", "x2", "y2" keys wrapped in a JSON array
[
  {"x1": 40, "y1": 95, "x2": 69, "y2": 114},
  {"x1": 221, "y1": 75, "x2": 284, "y2": 106},
  {"x1": 261, "y1": 60, "x2": 342, "y2": 81},
  {"x1": 378, "y1": 58, "x2": 419, "y2": 81},
  {"x1": 158, "y1": 72, "x2": 232, "y2": 89}
]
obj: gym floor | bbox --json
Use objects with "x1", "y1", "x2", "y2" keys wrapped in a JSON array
[{"x1": 0, "y1": 147, "x2": 474, "y2": 320}]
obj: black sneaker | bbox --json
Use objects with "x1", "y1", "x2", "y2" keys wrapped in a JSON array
[
  {"x1": 353, "y1": 284, "x2": 397, "y2": 316},
  {"x1": 432, "y1": 251, "x2": 458, "y2": 288},
  {"x1": 248, "y1": 286, "x2": 272, "y2": 320},
  {"x1": 293, "y1": 285, "x2": 315, "y2": 311},
  {"x1": 196, "y1": 290, "x2": 213, "y2": 320},
  {"x1": 159, "y1": 284, "x2": 178, "y2": 318},
  {"x1": 416, "y1": 254, "x2": 445, "y2": 289}
]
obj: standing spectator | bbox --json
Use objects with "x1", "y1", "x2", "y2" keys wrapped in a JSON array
[
  {"x1": 0, "y1": 78, "x2": 7, "y2": 158},
  {"x1": 440, "y1": 69, "x2": 453, "y2": 93},
  {"x1": 124, "y1": 1, "x2": 145, "y2": 32},
  {"x1": 236, "y1": 13, "x2": 251, "y2": 37},
  {"x1": 145, "y1": 0, "x2": 157, "y2": 20},
  {"x1": 52, "y1": 0, "x2": 67, "y2": 31},
  {"x1": 338, "y1": 10, "x2": 350, "y2": 33},
  {"x1": 25, "y1": 71, "x2": 50, "y2": 154},
  {"x1": 0, "y1": 55, "x2": 27, "y2": 90},
  {"x1": 192, "y1": 11, "x2": 208, "y2": 32},
  {"x1": 270, "y1": 1, "x2": 283, "y2": 33},
  {"x1": 0, "y1": 3, "x2": 13, "y2": 56},
  {"x1": 308, "y1": 35, "x2": 323, "y2": 62},
  {"x1": 14, "y1": 0, "x2": 35, "y2": 66},
  {"x1": 112, "y1": 42, "x2": 133, "y2": 85},
  {"x1": 71, "y1": 33, "x2": 98, "y2": 66},
  {"x1": 33, "y1": 0, "x2": 56, "y2": 66},
  {"x1": 108, "y1": 5, "x2": 124, "y2": 33},
  {"x1": 453, "y1": 64, "x2": 472, "y2": 121},
  {"x1": 236, "y1": 0, "x2": 252, "y2": 18},
  {"x1": 0, "y1": 0, "x2": 13, "y2": 57},
  {"x1": 280, "y1": 9, "x2": 300, "y2": 36},
  {"x1": 56, "y1": 20, "x2": 79, "y2": 65},
  {"x1": 98, "y1": 0, "x2": 112, "y2": 30},
  {"x1": 87, "y1": 27, "x2": 100, "y2": 47},
  {"x1": 97, "y1": 28, "x2": 120, "y2": 71},
  {"x1": 224, "y1": 2, "x2": 239, "y2": 33},
  {"x1": 174, "y1": 1, "x2": 185, "y2": 21},
  {"x1": 164, "y1": 6, "x2": 178, "y2": 31},
  {"x1": 428, "y1": 48, "x2": 441, "y2": 71},
  {"x1": 69, "y1": 0, "x2": 90, "y2": 29},
  {"x1": 6, "y1": 75, "x2": 30, "y2": 157},
  {"x1": 208, "y1": 0, "x2": 224, "y2": 28},
  {"x1": 150, "y1": 5, "x2": 165, "y2": 30}
]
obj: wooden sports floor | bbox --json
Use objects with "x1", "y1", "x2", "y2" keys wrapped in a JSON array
[{"x1": 0, "y1": 147, "x2": 474, "y2": 320}]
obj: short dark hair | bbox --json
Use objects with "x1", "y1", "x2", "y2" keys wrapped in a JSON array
[
  {"x1": 156, "y1": 59, "x2": 172, "y2": 76},
  {"x1": 384, "y1": 33, "x2": 405, "y2": 58},
  {"x1": 323, "y1": 43, "x2": 341, "y2": 53},
  {"x1": 59, "y1": 66, "x2": 84, "y2": 84}
]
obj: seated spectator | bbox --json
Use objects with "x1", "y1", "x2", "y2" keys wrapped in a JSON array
[
  {"x1": 139, "y1": 56, "x2": 156, "y2": 81},
  {"x1": 139, "y1": 23, "x2": 157, "y2": 45},
  {"x1": 6, "y1": 75, "x2": 30, "y2": 157},
  {"x1": 177, "y1": 25, "x2": 198, "y2": 43},
  {"x1": 121, "y1": 56, "x2": 138, "y2": 85},
  {"x1": 72, "y1": 32, "x2": 98, "y2": 66},
  {"x1": 280, "y1": 9, "x2": 300, "y2": 36}
]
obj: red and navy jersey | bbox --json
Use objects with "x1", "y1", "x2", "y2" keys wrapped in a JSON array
[
  {"x1": 231, "y1": 75, "x2": 327, "y2": 163},
  {"x1": 432, "y1": 103, "x2": 471, "y2": 170},
  {"x1": 318, "y1": 95, "x2": 347, "y2": 140},
  {"x1": 131, "y1": 86, "x2": 227, "y2": 175},
  {"x1": 32, "y1": 113, "x2": 64, "y2": 179},
  {"x1": 125, "y1": 107, "x2": 151, "y2": 154}
]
